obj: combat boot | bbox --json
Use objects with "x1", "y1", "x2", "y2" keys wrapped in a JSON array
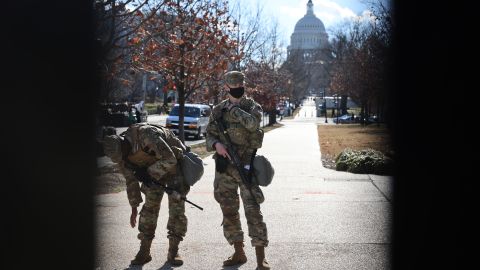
[
  {"x1": 223, "y1": 241, "x2": 247, "y2": 266},
  {"x1": 167, "y1": 238, "x2": 183, "y2": 266},
  {"x1": 255, "y1": 246, "x2": 270, "y2": 270},
  {"x1": 130, "y1": 239, "x2": 152, "y2": 265}
]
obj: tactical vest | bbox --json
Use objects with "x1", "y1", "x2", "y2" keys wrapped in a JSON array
[
  {"x1": 127, "y1": 148, "x2": 157, "y2": 168},
  {"x1": 219, "y1": 98, "x2": 264, "y2": 149},
  {"x1": 124, "y1": 124, "x2": 159, "y2": 167},
  {"x1": 145, "y1": 123, "x2": 186, "y2": 159}
]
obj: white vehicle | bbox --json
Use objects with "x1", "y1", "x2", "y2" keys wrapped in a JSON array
[{"x1": 165, "y1": 104, "x2": 211, "y2": 139}]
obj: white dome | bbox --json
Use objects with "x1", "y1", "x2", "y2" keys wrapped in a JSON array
[
  {"x1": 288, "y1": 1, "x2": 329, "y2": 51},
  {"x1": 294, "y1": 15, "x2": 326, "y2": 33}
]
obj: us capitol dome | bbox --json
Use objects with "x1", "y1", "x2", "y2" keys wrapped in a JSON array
[{"x1": 288, "y1": 0, "x2": 329, "y2": 55}]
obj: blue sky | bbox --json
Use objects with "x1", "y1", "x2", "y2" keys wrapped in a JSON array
[{"x1": 230, "y1": 0, "x2": 374, "y2": 46}]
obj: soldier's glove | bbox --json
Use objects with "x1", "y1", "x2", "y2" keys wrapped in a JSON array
[
  {"x1": 215, "y1": 155, "x2": 229, "y2": 173},
  {"x1": 133, "y1": 168, "x2": 153, "y2": 187}
]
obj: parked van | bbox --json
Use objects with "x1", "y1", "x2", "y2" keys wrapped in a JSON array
[{"x1": 165, "y1": 103, "x2": 211, "y2": 139}]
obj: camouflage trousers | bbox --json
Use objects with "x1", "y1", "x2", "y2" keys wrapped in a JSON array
[
  {"x1": 137, "y1": 182, "x2": 190, "y2": 242},
  {"x1": 213, "y1": 165, "x2": 269, "y2": 247}
]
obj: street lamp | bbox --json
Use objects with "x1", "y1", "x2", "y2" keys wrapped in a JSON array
[
  {"x1": 321, "y1": 90, "x2": 328, "y2": 123},
  {"x1": 335, "y1": 95, "x2": 340, "y2": 124},
  {"x1": 332, "y1": 94, "x2": 339, "y2": 125}
]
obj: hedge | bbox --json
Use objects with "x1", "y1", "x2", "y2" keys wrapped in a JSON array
[{"x1": 335, "y1": 148, "x2": 393, "y2": 175}]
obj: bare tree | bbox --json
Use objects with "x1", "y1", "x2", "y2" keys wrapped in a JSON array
[
  {"x1": 94, "y1": 0, "x2": 167, "y2": 102},
  {"x1": 245, "y1": 20, "x2": 292, "y2": 125},
  {"x1": 228, "y1": 0, "x2": 267, "y2": 71},
  {"x1": 329, "y1": 2, "x2": 392, "y2": 124}
]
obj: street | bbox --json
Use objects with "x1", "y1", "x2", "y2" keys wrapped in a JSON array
[{"x1": 116, "y1": 113, "x2": 271, "y2": 147}]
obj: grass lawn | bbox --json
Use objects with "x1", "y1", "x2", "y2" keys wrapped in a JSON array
[{"x1": 317, "y1": 124, "x2": 394, "y2": 170}]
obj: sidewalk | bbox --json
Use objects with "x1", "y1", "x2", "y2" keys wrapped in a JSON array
[{"x1": 95, "y1": 112, "x2": 392, "y2": 270}]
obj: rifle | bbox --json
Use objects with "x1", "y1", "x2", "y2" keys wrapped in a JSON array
[
  {"x1": 132, "y1": 167, "x2": 204, "y2": 211},
  {"x1": 213, "y1": 111, "x2": 259, "y2": 205}
]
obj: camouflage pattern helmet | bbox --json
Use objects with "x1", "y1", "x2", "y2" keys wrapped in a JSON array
[
  {"x1": 252, "y1": 155, "x2": 274, "y2": 186},
  {"x1": 103, "y1": 135, "x2": 124, "y2": 163},
  {"x1": 224, "y1": 71, "x2": 245, "y2": 86}
]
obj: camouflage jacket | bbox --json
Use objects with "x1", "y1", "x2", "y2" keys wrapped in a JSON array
[
  {"x1": 206, "y1": 96, "x2": 263, "y2": 164},
  {"x1": 120, "y1": 123, "x2": 186, "y2": 207}
]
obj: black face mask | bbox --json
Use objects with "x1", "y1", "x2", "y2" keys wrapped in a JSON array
[{"x1": 229, "y1": 87, "x2": 244, "y2": 98}]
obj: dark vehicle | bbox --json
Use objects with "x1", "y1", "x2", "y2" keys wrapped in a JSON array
[
  {"x1": 368, "y1": 115, "x2": 378, "y2": 123},
  {"x1": 333, "y1": 114, "x2": 356, "y2": 124},
  {"x1": 165, "y1": 104, "x2": 211, "y2": 139},
  {"x1": 98, "y1": 103, "x2": 148, "y2": 127},
  {"x1": 363, "y1": 115, "x2": 380, "y2": 125}
]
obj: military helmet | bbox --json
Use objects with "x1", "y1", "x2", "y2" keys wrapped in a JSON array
[
  {"x1": 224, "y1": 71, "x2": 245, "y2": 86},
  {"x1": 252, "y1": 155, "x2": 275, "y2": 186},
  {"x1": 103, "y1": 135, "x2": 124, "y2": 163}
]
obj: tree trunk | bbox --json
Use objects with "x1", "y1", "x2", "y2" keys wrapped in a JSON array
[
  {"x1": 177, "y1": 78, "x2": 186, "y2": 143},
  {"x1": 268, "y1": 109, "x2": 276, "y2": 126},
  {"x1": 163, "y1": 89, "x2": 169, "y2": 106},
  {"x1": 360, "y1": 103, "x2": 366, "y2": 125},
  {"x1": 341, "y1": 95, "x2": 348, "y2": 115},
  {"x1": 142, "y1": 73, "x2": 147, "y2": 103},
  {"x1": 148, "y1": 87, "x2": 156, "y2": 103},
  {"x1": 377, "y1": 95, "x2": 382, "y2": 126},
  {"x1": 177, "y1": 45, "x2": 187, "y2": 142}
]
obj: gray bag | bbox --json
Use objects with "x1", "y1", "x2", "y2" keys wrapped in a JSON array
[
  {"x1": 181, "y1": 151, "x2": 204, "y2": 186},
  {"x1": 251, "y1": 155, "x2": 274, "y2": 187}
]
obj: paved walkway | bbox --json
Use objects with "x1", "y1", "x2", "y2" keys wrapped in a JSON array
[{"x1": 95, "y1": 102, "x2": 393, "y2": 270}]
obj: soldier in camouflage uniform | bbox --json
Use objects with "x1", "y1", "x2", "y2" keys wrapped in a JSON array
[
  {"x1": 103, "y1": 123, "x2": 189, "y2": 266},
  {"x1": 206, "y1": 71, "x2": 271, "y2": 270}
]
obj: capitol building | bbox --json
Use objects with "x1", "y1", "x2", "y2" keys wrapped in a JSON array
[
  {"x1": 288, "y1": 0, "x2": 330, "y2": 56},
  {"x1": 287, "y1": 0, "x2": 332, "y2": 97}
]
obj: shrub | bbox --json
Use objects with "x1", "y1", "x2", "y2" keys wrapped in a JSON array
[{"x1": 335, "y1": 148, "x2": 394, "y2": 175}]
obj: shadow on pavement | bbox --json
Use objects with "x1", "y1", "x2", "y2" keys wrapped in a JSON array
[
  {"x1": 156, "y1": 262, "x2": 177, "y2": 270},
  {"x1": 123, "y1": 264, "x2": 143, "y2": 270},
  {"x1": 221, "y1": 264, "x2": 243, "y2": 270}
]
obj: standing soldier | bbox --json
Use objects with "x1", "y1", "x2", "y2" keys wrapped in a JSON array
[
  {"x1": 205, "y1": 71, "x2": 271, "y2": 270},
  {"x1": 103, "y1": 123, "x2": 189, "y2": 266}
]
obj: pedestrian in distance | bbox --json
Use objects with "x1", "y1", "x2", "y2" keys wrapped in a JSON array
[
  {"x1": 103, "y1": 123, "x2": 191, "y2": 267},
  {"x1": 128, "y1": 106, "x2": 136, "y2": 125},
  {"x1": 205, "y1": 71, "x2": 271, "y2": 270},
  {"x1": 135, "y1": 107, "x2": 142, "y2": 123}
]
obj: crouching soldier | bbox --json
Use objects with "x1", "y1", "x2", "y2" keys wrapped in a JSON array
[{"x1": 103, "y1": 123, "x2": 190, "y2": 266}]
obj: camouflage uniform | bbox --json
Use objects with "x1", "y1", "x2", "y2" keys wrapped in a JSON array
[
  {"x1": 120, "y1": 123, "x2": 190, "y2": 242},
  {"x1": 206, "y1": 96, "x2": 269, "y2": 247}
]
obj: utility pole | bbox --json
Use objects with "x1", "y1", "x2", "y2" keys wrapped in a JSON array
[
  {"x1": 323, "y1": 91, "x2": 328, "y2": 123},
  {"x1": 142, "y1": 73, "x2": 147, "y2": 104}
]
